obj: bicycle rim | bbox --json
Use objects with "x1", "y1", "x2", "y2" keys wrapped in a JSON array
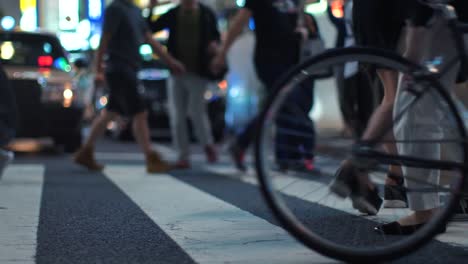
[{"x1": 254, "y1": 47, "x2": 468, "y2": 262}]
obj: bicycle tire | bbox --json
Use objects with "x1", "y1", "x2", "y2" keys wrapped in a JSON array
[{"x1": 254, "y1": 47, "x2": 468, "y2": 262}]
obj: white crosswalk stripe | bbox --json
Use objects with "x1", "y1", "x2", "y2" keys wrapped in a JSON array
[
  {"x1": 0, "y1": 165, "x2": 45, "y2": 264},
  {"x1": 104, "y1": 165, "x2": 336, "y2": 264},
  {"x1": 204, "y1": 162, "x2": 468, "y2": 249},
  {"x1": 1, "y1": 155, "x2": 467, "y2": 263}
]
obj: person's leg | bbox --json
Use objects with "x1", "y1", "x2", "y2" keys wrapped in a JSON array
[
  {"x1": 186, "y1": 75, "x2": 217, "y2": 163},
  {"x1": 168, "y1": 75, "x2": 190, "y2": 164},
  {"x1": 132, "y1": 111, "x2": 152, "y2": 155},
  {"x1": 339, "y1": 69, "x2": 358, "y2": 137},
  {"x1": 74, "y1": 108, "x2": 118, "y2": 171},
  {"x1": 390, "y1": 24, "x2": 460, "y2": 227},
  {"x1": 275, "y1": 78, "x2": 316, "y2": 169},
  {"x1": 82, "y1": 109, "x2": 118, "y2": 149},
  {"x1": 118, "y1": 70, "x2": 171, "y2": 173},
  {"x1": 74, "y1": 72, "x2": 122, "y2": 171},
  {"x1": 297, "y1": 79, "x2": 316, "y2": 163}
]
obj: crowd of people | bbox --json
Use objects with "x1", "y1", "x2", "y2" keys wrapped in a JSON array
[
  {"x1": 1, "y1": 0, "x2": 467, "y2": 237},
  {"x1": 72, "y1": 0, "x2": 320, "y2": 174}
]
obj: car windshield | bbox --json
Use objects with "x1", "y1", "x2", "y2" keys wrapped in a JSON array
[{"x1": 0, "y1": 32, "x2": 71, "y2": 72}]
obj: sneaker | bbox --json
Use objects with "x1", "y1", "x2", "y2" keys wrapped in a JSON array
[
  {"x1": 73, "y1": 146, "x2": 104, "y2": 171},
  {"x1": 303, "y1": 158, "x2": 316, "y2": 172},
  {"x1": 383, "y1": 184, "x2": 408, "y2": 208},
  {"x1": 0, "y1": 149, "x2": 14, "y2": 178},
  {"x1": 228, "y1": 142, "x2": 246, "y2": 172},
  {"x1": 173, "y1": 159, "x2": 191, "y2": 170},
  {"x1": 146, "y1": 151, "x2": 172, "y2": 173},
  {"x1": 204, "y1": 145, "x2": 218, "y2": 164},
  {"x1": 329, "y1": 160, "x2": 383, "y2": 215},
  {"x1": 285, "y1": 159, "x2": 317, "y2": 173}
]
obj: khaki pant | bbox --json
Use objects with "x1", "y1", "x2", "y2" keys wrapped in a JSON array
[
  {"x1": 168, "y1": 74, "x2": 213, "y2": 160},
  {"x1": 394, "y1": 18, "x2": 464, "y2": 211}
]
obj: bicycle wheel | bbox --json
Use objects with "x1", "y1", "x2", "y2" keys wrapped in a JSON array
[{"x1": 255, "y1": 47, "x2": 468, "y2": 262}]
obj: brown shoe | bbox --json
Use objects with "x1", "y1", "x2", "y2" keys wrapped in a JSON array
[
  {"x1": 146, "y1": 151, "x2": 172, "y2": 173},
  {"x1": 204, "y1": 145, "x2": 218, "y2": 163},
  {"x1": 73, "y1": 146, "x2": 104, "y2": 171}
]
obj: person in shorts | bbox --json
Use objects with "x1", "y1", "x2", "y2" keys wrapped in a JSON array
[{"x1": 73, "y1": 0, "x2": 185, "y2": 173}]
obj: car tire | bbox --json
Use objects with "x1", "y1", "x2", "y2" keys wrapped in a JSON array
[
  {"x1": 55, "y1": 131, "x2": 82, "y2": 153},
  {"x1": 64, "y1": 135, "x2": 82, "y2": 153}
]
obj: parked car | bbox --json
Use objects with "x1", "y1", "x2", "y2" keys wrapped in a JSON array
[
  {"x1": 99, "y1": 44, "x2": 226, "y2": 142},
  {"x1": 0, "y1": 30, "x2": 84, "y2": 152}
]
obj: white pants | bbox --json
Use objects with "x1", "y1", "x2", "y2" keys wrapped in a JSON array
[
  {"x1": 394, "y1": 18, "x2": 462, "y2": 211},
  {"x1": 168, "y1": 74, "x2": 213, "y2": 160}
]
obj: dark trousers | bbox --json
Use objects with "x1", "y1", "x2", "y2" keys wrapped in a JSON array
[
  {"x1": 236, "y1": 63, "x2": 316, "y2": 162},
  {"x1": 338, "y1": 71, "x2": 376, "y2": 137}
]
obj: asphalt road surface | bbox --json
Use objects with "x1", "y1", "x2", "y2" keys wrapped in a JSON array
[{"x1": 1, "y1": 138, "x2": 467, "y2": 264}]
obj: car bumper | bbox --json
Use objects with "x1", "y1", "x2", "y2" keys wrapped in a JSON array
[{"x1": 16, "y1": 102, "x2": 84, "y2": 138}]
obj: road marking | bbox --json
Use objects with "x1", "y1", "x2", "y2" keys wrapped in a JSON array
[
  {"x1": 105, "y1": 165, "x2": 335, "y2": 264},
  {"x1": 0, "y1": 165, "x2": 45, "y2": 264},
  {"x1": 205, "y1": 164, "x2": 468, "y2": 248}
]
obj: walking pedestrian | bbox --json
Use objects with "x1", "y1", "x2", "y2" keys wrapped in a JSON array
[
  {"x1": 146, "y1": 0, "x2": 220, "y2": 169},
  {"x1": 211, "y1": 0, "x2": 314, "y2": 172},
  {"x1": 0, "y1": 62, "x2": 16, "y2": 177},
  {"x1": 331, "y1": 0, "x2": 468, "y2": 234},
  {"x1": 73, "y1": 0, "x2": 186, "y2": 173},
  {"x1": 339, "y1": 0, "x2": 375, "y2": 138}
]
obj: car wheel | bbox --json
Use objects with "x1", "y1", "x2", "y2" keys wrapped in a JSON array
[{"x1": 55, "y1": 131, "x2": 82, "y2": 153}]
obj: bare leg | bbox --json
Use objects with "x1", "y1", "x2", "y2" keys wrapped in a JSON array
[
  {"x1": 131, "y1": 111, "x2": 153, "y2": 156},
  {"x1": 357, "y1": 69, "x2": 402, "y2": 188},
  {"x1": 83, "y1": 109, "x2": 118, "y2": 149}
]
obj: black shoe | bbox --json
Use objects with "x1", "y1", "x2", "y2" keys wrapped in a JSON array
[
  {"x1": 374, "y1": 221, "x2": 447, "y2": 235},
  {"x1": 384, "y1": 184, "x2": 408, "y2": 208},
  {"x1": 351, "y1": 187, "x2": 383, "y2": 216},
  {"x1": 329, "y1": 161, "x2": 383, "y2": 215},
  {"x1": 228, "y1": 142, "x2": 246, "y2": 172}
]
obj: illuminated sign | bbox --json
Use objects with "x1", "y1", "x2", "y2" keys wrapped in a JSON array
[
  {"x1": 1, "y1": 16, "x2": 16, "y2": 31},
  {"x1": 88, "y1": 0, "x2": 103, "y2": 21},
  {"x1": 20, "y1": 0, "x2": 36, "y2": 12},
  {"x1": 306, "y1": 0, "x2": 328, "y2": 15},
  {"x1": 59, "y1": 0, "x2": 80, "y2": 30},
  {"x1": 19, "y1": 0, "x2": 37, "y2": 31}
]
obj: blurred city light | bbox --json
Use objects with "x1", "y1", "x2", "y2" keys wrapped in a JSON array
[
  {"x1": 90, "y1": 34, "x2": 101, "y2": 50},
  {"x1": 59, "y1": 0, "x2": 79, "y2": 30},
  {"x1": 88, "y1": 0, "x2": 103, "y2": 20},
  {"x1": 77, "y1": 20, "x2": 92, "y2": 39},
  {"x1": 0, "y1": 42, "x2": 15, "y2": 60},
  {"x1": 236, "y1": 0, "x2": 246, "y2": 7},
  {"x1": 63, "y1": 88, "x2": 74, "y2": 100},
  {"x1": 306, "y1": 0, "x2": 328, "y2": 14},
  {"x1": 1, "y1": 16, "x2": 16, "y2": 31},
  {"x1": 19, "y1": 8, "x2": 37, "y2": 31}
]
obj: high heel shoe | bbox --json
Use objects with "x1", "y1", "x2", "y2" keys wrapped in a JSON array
[{"x1": 374, "y1": 221, "x2": 447, "y2": 235}]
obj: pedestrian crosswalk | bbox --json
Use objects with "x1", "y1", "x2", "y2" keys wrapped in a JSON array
[
  {"x1": 1, "y1": 150, "x2": 468, "y2": 263},
  {"x1": 105, "y1": 165, "x2": 332, "y2": 264},
  {"x1": 0, "y1": 165, "x2": 44, "y2": 264}
]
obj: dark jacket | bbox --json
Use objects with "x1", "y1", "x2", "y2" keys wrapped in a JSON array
[{"x1": 146, "y1": 3, "x2": 220, "y2": 78}]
